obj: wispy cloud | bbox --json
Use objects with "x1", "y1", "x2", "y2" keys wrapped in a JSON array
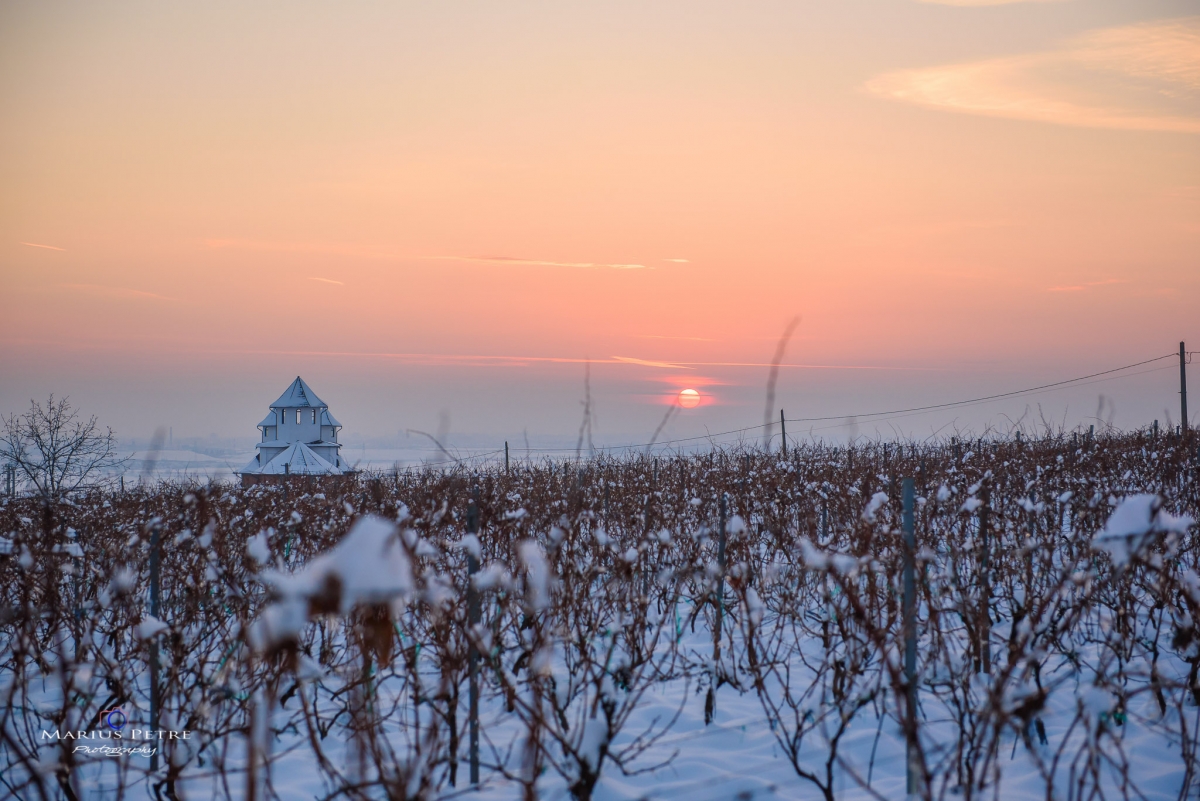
[
  {"x1": 150, "y1": 350, "x2": 673, "y2": 368},
  {"x1": 611, "y1": 355, "x2": 691, "y2": 369},
  {"x1": 439, "y1": 255, "x2": 648, "y2": 270},
  {"x1": 867, "y1": 17, "x2": 1200, "y2": 133},
  {"x1": 21, "y1": 241, "x2": 65, "y2": 251},
  {"x1": 915, "y1": 0, "x2": 1070, "y2": 6},
  {"x1": 1167, "y1": 185, "x2": 1200, "y2": 199},
  {"x1": 663, "y1": 258, "x2": 690, "y2": 263},
  {"x1": 206, "y1": 238, "x2": 318, "y2": 253},
  {"x1": 871, "y1": 219, "x2": 1013, "y2": 236},
  {"x1": 194, "y1": 351, "x2": 604, "y2": 368},
  {"x1": 308, "y1": 277, "x2": 344, "y2": 285},
  {"x1": 61, "y1": 283, "x2": 175, "y2": 301},
  {"x1": 676, "y1": 361, "x2": 940, "y2": 370},
  {"x1": 203, "y1": 240, "x2": 652, "y2": 270},
  {"x1": 132, "y1": 348, "x2": 935, "y2": 372},
  {"x1": 204, "y1": 238, "x2": 402, "y2": 261},
  {"x1": 636, "y1": 334, "x2": 713, "y2": 342},
  {"x1": 137, "y1": 350, "x2": 677, "y2": 369},
  {"x1": 1047, "y1": 278, "x2": 1127, "y2": 292}
]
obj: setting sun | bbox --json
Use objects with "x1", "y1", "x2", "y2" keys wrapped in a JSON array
[{"x1": 678, "y1": 388, "x2": 700, "y2": 409}]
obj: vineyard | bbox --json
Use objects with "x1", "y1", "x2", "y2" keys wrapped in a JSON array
[{"x1": 2, "y1": 429, "x2": 1199, "y2": 800}]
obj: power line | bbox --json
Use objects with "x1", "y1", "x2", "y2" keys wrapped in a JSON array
[
  {"x1": 795, "y1": 363, "x2": 1177, "y2": 437},
  {"x1": 507, "y1": 351, "x2": 1177, "y2": 454},
  {"x1": 783, "y1": 353, "x2": 1176, "y2": 425}
]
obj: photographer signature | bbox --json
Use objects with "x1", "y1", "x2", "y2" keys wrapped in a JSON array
[{"x1": 72, "y1": 745, "x2": 157, "y2": 758}]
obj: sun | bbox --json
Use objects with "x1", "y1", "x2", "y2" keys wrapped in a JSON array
[{"x1": 678, "y1": 388, "x2": 701, "y2": 409}]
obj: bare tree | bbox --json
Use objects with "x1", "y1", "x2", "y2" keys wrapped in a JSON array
[{"x1": 0, "y1": 395, "x2": 126, "y2": 500}]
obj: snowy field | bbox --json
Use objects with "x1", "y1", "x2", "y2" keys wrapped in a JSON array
[
  {"x1": 3, "y1": 431, "x2": 1199, "y2": 800},
  {"x1": 114, "y1": 445, "x2": 520, "y2": 484}
]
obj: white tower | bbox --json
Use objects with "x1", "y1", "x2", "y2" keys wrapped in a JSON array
[{"x1": 240, "y1": 377, "x2": 352, "y2": 486}]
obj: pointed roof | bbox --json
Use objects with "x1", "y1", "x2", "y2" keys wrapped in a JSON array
[
  {"x1": 239, "y1": 443, "x2": 354, "y2": 476},
  {"x1": 258, "y1": 442, "x2": 344, "y2": 475},
  {"x1": 271, "y1": 377, "x2": 326, "y2": 409}
]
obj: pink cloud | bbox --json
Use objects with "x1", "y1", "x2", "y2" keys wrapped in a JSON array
[{"x1": 867, "y1": 17, "x2": 1200, "y2": 134}]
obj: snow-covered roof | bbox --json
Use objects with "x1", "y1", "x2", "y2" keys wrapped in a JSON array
[
  {"x1": 242, "y1": 442, "x2": 345, "y2": 476},
  {"x1": 271, "y1": 377, "x2": 327, "y2": 409},
  {"x1": 258, "y1": 410, "x2": 278, "y2": 428},
  {"x1": 255, "y1": 438, "x2": 339, "y2": 448},
  {"x1": 320, "y1": 408, "x2": 341, "y2": 427}
]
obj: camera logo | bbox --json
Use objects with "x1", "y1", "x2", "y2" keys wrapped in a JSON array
[{"x1": 99, "y1": 708, "x2": 127, "y2": 731}]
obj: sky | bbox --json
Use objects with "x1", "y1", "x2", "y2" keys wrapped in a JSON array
[{"x1": 1, "y1": 0, "x2": 1197, "y2": 455}]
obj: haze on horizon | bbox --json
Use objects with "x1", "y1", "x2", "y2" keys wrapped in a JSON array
[{"x1": 1, "y1": 0, "x2": 1197, "y2": 454}]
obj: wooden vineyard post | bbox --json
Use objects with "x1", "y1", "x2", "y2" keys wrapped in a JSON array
[
  {"x1": 901, "y1": 477, "x2": 920, "y2": 797},
  {"x1": 706, "y1": 493, "x2": 727, "y2": 725},
  {"x1": 780, "y1": 409, "x2": 787, "y2": 457},
  {"x1": 505, "y1": 441, "x2": 510, "y2": 475},
  {"x1": 717, "y1": 492, "x2": 727, "y2": 644},
  {"x1": 149, "y1": 522, "x2": 162, "y2": 772},
  {"x1": 72, "y1": 530, "x2": 83, "y2": 660},
  {"x1": 978, "y1": 483, "x2": 992, "y2": 674},
  {"x1": 642, "y1": 490, "x2": 652, "y2": 597},
  {"x1": 466, "y1": 494, "x2": 481, "y2": 786}
]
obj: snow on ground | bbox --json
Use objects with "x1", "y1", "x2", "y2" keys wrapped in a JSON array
[{"x1": 4, "y1": 435, "x2": 1199, "y2": 799}]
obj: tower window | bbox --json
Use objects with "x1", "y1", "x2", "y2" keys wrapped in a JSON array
[
  {"x1": 296, "y1": 409, "x2": 302, "y2": 424},
  {"x1": 311, "y1": 409, "x2": 317, "y2": 424}
]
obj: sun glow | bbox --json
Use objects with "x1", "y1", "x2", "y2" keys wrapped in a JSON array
[{"x1": 678, "y1": 388, "x2": 701, "y2": 408}]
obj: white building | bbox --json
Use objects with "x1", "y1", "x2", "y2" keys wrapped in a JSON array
[{"x1": 240, "y1": 377, "x2": 353, "y2": 486}]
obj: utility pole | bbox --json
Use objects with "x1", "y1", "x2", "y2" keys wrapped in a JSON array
[
  {"x1": 1181, "y1": 342, "x2": 1189, "y2": 435},
  {"x1": 780, "y1": 409, "x2": 787, "y2": 457}
]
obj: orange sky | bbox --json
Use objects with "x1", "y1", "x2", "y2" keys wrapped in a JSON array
[{"x1": 1, "y1": 1, "x2": 1196, "y2": 447}]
